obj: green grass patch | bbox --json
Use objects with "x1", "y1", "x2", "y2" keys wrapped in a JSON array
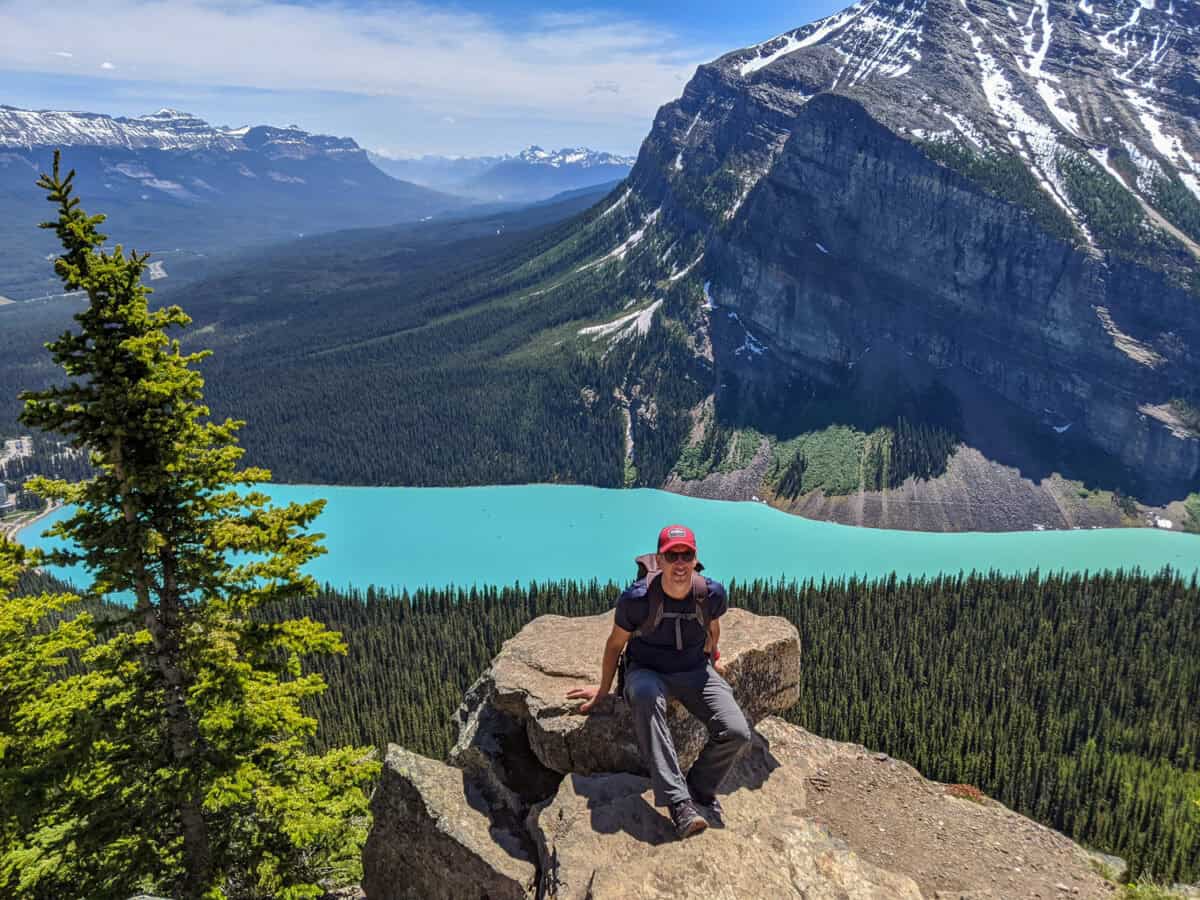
[
  {"x1": 767, "y1": 418, "x2": 959, "y2": 498},
  {"x1": 1120, "y1": 883, "x2": 1187, "y2": 900},
  {"x1": 769, "y1": 425, "x2": 867, "y2": 497}
]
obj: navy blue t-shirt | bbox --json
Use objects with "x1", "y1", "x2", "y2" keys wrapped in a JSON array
[{"x1": 615, "y1": 576, "x2": 728, "y2": 674}]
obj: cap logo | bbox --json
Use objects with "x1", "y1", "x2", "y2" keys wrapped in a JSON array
[{"x1": 667, "y1": 527, "x2": 687, "y2": 537}]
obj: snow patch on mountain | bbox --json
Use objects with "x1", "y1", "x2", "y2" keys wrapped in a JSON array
[
  {"x1": 517, "y1": 146, "x2": 635, "y2": 169},
  {"x1": 578, "y1": 299, "x2": 663, "y2": 344},
  {"x1": 961, "y1": 18, "x2": 1083, "y2": 232},
  {"x1": 1122, "y1": 88, "x2": 1200, "y2": 199},
  {"x1": 575, "y1": 208, "x2": 662, "y2": 275},
  {"x1": 740, "y1": 1, "x2": 873, "y2": 75},
  {"x1": 738, "y1": 0, "x2": 926, "y2": 84}
]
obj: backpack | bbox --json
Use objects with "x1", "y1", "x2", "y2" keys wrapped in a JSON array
[{"x1": 616, "y1": 553, "x2": 712, "y2": 697}]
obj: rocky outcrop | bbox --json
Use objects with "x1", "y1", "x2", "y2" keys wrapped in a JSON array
[
  {"x1": 450, "y1": 608, "x2": 800, "y2": 779},
  {"x1": 525, "y1": 717, "x2": 1117, "y2": 899},
  {"x1": 363, "y1": 610, "x2": 1119, "y2": 899},
  {"x1": 526, "y1": 726, "x2": 923, "y2": 900},
  {"x1": 362, "y1": 745, "x2": 537, "y2": 900}
]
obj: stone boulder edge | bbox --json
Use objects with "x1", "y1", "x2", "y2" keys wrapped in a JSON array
[
  {"x1": 361, "y1": 744, "x2": 537, "y2": 900},
  {"x1": 450, "y1": 607, "x2": 800, "y2": 780},
  {"x1": 526, "y1": 722, "x2": 922, "y2": 900},
  {"x1": 525, "y1": 716, "x2": 1118, "y2": 900}
]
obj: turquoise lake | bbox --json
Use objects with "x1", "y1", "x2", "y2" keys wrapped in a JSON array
[{"x1": 17, "y1": 483, "x2": 1200, "y2": 593}]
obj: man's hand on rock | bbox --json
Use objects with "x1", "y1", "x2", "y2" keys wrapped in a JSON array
[{"x1": 566, "y1": 685, "x2": 604, "y2": 714}]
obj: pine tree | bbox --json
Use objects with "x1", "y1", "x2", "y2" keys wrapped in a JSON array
[
  {"x1": 4, "y1": 153, "x2": 378, "y2": 899},
  {"x1": 0, "y1": 539, "x2": 97, "y2": 895}
]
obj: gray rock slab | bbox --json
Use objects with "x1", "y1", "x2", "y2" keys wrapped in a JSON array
[
  {"x1": 527, "y1": 727, "x2": 921, "y2": 900},
  {"x1": 362, "y1": 744, "x2": 536, "y2": 900}
]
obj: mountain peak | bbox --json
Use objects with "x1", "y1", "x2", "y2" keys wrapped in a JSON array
[
  {"x1": 0, "y1": 104, "x2": 366, "y2": 160},
  {"x1": 515, "y1": 145, "x2": 636, "y2": 168},
  {"x1": 140, "y1": 108, "x2": 193, "y2": 120},
  {"x1": 692, "y1": 0, "x2": 1199, "y2": 236}
]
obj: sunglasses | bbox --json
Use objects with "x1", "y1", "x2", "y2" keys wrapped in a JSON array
[{"x1": 662, "y1": 549, "x2": 695, "y2": 563}]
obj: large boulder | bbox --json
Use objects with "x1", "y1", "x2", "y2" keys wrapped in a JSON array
[
  {"x1": 526, "y1": 732, "x2": 921, "y2": 899},
  {"x1": 450, "y1": 608, "x2": 800, "y2": 781},
  {"x1": 362, "y1": 745, "x2": 537, "y2": 900},
  {"x1": 526, "y1": 717, "x2": 1117, "y2": 900}
]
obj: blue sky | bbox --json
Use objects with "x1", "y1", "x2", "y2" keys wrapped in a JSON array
[{"x1": 0, "y1": 0, "x2": 843, "y2": 157}]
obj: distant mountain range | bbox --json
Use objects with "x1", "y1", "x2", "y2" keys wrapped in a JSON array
[
  {"x1": 0, "y1": 105, "x2": 465, "y2": 299},
  {"x1": 369, "y1": 145, "x2": 636, "y2": 203}
]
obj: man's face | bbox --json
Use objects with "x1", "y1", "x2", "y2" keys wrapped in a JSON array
[{"x1": 658, "y1": 546, "x2": 697, "y2": 595}]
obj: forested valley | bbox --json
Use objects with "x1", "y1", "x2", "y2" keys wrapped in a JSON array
[{"x1": 193, "y1": 567, "x2": 1200, "y2": 884}]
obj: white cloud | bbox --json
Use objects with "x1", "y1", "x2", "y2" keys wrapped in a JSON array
[
  {"x1": 0, "y1": 1, "x2": 715, "y2": 126},
  {"x1": 52, "y1": 50, "x2": 72, "y2": 58}
]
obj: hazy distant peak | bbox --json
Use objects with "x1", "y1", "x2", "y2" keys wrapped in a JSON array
[
  {"x1": 0, "y1": 104, "x2": 365, "y2": 160},
  {"x1": 516, "y1": 145, "x2": 636, "y2": 168}
]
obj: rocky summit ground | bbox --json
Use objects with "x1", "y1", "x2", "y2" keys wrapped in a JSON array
[{"x1": 361, "y1": 609, "x2": 1119, "y2": 898}]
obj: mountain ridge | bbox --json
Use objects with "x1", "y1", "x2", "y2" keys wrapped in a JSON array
[
  {"x1": 0, "y1": 104, "x2": 368, "y2": 159},
  {"x1": 0, "y1": 103, "x2": 464, "y2": 300},
  {"x1": 370, "y1": 145, "x2": 635, "y2": 202}
]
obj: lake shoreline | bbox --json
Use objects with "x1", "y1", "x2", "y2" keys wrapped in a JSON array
[
  {"x1": 237, "y1": 479, "x2": 1188, "y2": 537},
  {"x1": 17, "y1": 484, "x2": 1199, "y2": 596},
  {"x1": 1, "y1": 501, "x2": 60, "y2": 546}
]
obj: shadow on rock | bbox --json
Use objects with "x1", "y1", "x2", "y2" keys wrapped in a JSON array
[
  {"x1": 722, "y1": 726, "x2": 783, "y2": 794},
  {"x1": 569, "y1": 772, "x2": 674, "y2": 846}
]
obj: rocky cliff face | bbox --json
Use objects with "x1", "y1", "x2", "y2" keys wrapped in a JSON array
[
  {"x1": 361, "y1": 610, "x2": 1118, "y2": 899},
  {"x1": 571, "y1": 0, "x2": 1200, "y2": 510}
]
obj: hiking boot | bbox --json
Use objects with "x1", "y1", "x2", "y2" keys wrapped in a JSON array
[
  {"x1": 694, "y1": 793, "x2": 724, "y2": 827},
  {"x1": 669, "y1": 799, "x2": 708, "y2": 839}
]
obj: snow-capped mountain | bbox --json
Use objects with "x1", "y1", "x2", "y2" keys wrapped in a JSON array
[
  {"x1": 0, "y1": 106, "x2": 371, "y2": 160},
  {"x1": 709, "y1": 0, "x2": 1200, "y2": 235},
  {"x1": 370, "y1": 145, "x2": 635, "y2": 202},
  {"x1": 0, "y1": 106, "x2": 237, "y2": 152},
  {"x1": 516, "y1": 146, "x2": 636, "y2": 169},
  {"x1": 501, "y1": 0, "x2": 1200, "y2": 515},
  {"x1": 0, "y1": 105, "x2": 463, "y2": 299}
]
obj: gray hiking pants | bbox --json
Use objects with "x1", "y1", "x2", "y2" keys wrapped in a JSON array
[{"x1": 624, "y1": 662, "x2": 752, "y2": 807}]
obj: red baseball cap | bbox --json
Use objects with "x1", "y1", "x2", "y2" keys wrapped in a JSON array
[{"x1": 657, "y1": 524, "x2": 697, "y2": 553}]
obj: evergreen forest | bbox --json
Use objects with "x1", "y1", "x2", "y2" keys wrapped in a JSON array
[{"x1": 245, "y1": 568, "x2": 1200, "y2": 884}]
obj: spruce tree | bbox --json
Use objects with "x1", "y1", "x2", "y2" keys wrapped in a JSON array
[
  {"x1": 5, "y1": 153, "x2": 377, "y2": 899},
  {"x1": 0, "y1": 539, "x2": 97, "y2": 895}
]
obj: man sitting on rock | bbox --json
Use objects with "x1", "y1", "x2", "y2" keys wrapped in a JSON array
[{"x1": 567, "y1": 524, "x2": 753, "y2": 839}]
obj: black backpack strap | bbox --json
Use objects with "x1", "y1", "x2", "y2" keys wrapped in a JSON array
[
  {"x1": 640, "y1": 574, "x2": 666, "y2": 637},
  {"x1": 692, "y1": 574, "x2": 712, "y2": 652}
]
